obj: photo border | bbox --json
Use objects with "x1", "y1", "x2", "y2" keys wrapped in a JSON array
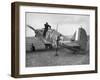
[{"x1": 11, "y1": 2, "x2": 98, "y2": 78}]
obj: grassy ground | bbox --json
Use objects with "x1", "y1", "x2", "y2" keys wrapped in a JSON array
[{"x1": 26, "y1": 48, "x2": 89, "y2": 67}]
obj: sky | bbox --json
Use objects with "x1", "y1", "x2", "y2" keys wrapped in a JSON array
[{"x1": 26, "y1": 12, "x2": 90, "y2": 37}]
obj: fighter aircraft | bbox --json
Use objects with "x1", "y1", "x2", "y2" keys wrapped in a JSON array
[{"x1": 27, "y1": 25, "x2": 88, "y2": 54}]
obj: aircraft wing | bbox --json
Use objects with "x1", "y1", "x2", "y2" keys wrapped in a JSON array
[
  {"x1": 60, "y1": 41, "x2": 79, "y2": 47},
  {"x1": 59, "y1": 41, "x2": 80, "y2": 51}
]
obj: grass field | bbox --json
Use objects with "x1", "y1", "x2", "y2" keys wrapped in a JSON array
[
  {"x1": 26, "y1": 36, "x2": 89, "y2": 67},
  {"x1": 26, "y1": 48, "x2": 89, "y2": 67}
]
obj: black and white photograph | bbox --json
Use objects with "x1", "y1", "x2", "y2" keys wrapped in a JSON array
[
  {"x1": 11, "y1": 2, "x2": 97, "y2": 78},
  {"x1": 25, "y1": 12, "x2": 90, "y2": 67}
]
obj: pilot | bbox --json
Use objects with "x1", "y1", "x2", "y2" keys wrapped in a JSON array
[{"x1": 43, "y1": 22, "x2": 51, "y2": 37}]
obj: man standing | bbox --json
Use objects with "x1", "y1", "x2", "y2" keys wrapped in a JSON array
[
  {"x1": 55, "y1": 34, "x2": 62, "y2": 56},
  {"x1": 43, "y1": 22, "x2": 51, "y2": 37}
]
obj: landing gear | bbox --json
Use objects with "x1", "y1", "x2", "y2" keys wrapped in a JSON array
[{"x1": 32, "y1": 44, "x2": 35, "y2": 51}]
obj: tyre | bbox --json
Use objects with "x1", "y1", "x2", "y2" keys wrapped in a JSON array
[{"x1": 32, "y1": 44, "x2": 35, "y2": 51}]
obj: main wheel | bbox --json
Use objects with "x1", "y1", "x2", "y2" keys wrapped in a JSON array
[{"x1": 32, "y1": 44, "x2": 35, "y2": 51}]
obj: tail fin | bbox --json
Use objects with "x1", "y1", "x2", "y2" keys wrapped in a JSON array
[
  {"x1": 71, "y1": 31, "x2": 76, "y2": 41},
  {"x1": 76, "y1": 27, "x2": 88, "y2": 50}
]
